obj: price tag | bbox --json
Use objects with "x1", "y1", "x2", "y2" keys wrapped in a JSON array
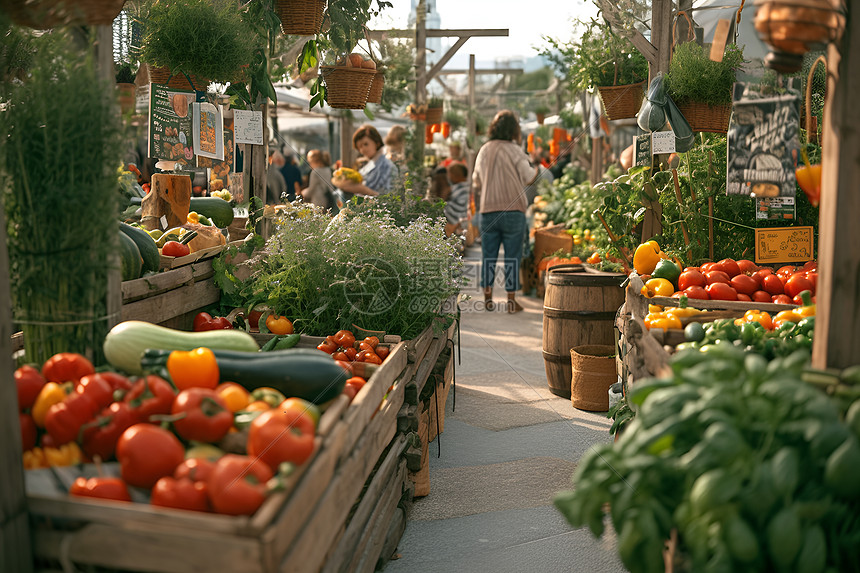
[
  {"x1": 233, "y1": 109, "x2": 264, "y2": 145},
  {"x1": 160, "y1": 215, "x2": 168, "y2": 230},
  {"x1": 754, "y1": 226, "x2": 814, "y2": 264},
  {"x1": 651, "y1": 131, "x2": 676, "y2": 154}
]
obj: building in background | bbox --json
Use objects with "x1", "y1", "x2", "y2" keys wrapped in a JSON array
[{"x1": 408, "y1": 0, "x2": 441, "y2": 65}]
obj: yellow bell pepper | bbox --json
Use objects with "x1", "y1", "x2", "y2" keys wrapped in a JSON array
[
  {"x1": 187, "y1": 211, "x2": 201, "y2": 224},
  {"x1": 644, "y1": 311, "x2": 682, "y2": 331},
  {"x1": 773, "y1": 291, "x2": 815, "y2": 327},
  {"x1": 742, "y1": 309, "x2": 773, "y2": 330},
  {"x1": 633, "y1": 240, "x2": 664, "y2": 275},
  {"x1": 649, "y1": 304, "x2": 664, "y2": 314},
  {"x1": 216, "y1": 382, "x2": 251, "y2": 413},
  {"x1": 641, "y1": 278, "x2": 675, "y2": 298},
  {"x1": 31, "y1": 382, "x2": 71, "y2": 428},
  {"x1": 22, "y1": 442, "x2": 83, "y2": 469}
]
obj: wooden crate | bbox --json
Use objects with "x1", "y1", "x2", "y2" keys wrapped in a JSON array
[{"x1": 27, "y1": 336, "x2": 412, "y2": 573}]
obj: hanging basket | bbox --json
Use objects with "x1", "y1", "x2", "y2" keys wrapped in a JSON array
[
  {"x1": 366, "y1": 71, "x2": 385, "y2": 104},
  {"x1": 676, "y1": 101, "x2": 733, "y2": 134},
  {"x1": 425, "y1": 106, "x2": 444, "y2": 125},
  {"x1": 148, "y1": 66, "x2": 209, "y2": 92},
  {"x1": 597, "y1": 82, "x2": 646, "y2": 121},
  {"x1": 0, "y1": 0, "x2": 126, "y2": 28},
  {"x1": 276, "y1": 0, "x2": 326, "y2": 36},
  {"x1": 320, "y1": 65, "x2": 375, "y2": 109}
]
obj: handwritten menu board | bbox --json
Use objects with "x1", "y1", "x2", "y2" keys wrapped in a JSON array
[
  {"x1": 755, "y1": 226, "x2": 814, "y2": 264},
  {"x1": 148, "y1": 83, "x2": 204, "y2": 166},
  {"x1": 234, "y1": 109, "x2": 264, "y2": 145}
]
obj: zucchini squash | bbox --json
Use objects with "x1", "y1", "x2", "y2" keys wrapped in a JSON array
[
  {"x1": 189, "y1": 197, "x2": 234, "y2": 228},
  {"x1": 141, "y1": 348, "x2": 348, "y2": 404},
  {"x1": 104, "y1": 320, "x2": 259, "y2": 374},
  {"x1": 119, "y1": 232, "x2": 142, "y2": 281},
  {"x1": 120, "y1": 222, "x2": 160, "y2": 273}
]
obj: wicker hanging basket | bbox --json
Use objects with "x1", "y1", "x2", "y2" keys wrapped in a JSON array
[
  {"x1": 597, "y1": 82, "x2": 646, "y2": 121},
  {"x1": 366, "y1": 71, "x2": 385, "y2": 104},
  {"x1": 425, "y1": 105, "x2": 444, "y2": 125},
  {"x1": 321, "y1": 65, "x2": 375, "y2": 109},
  {"x1": 276, "y1": 0, "x2": 326, "y2": 36},
  {"x1": 148, "y1": 66, "x2": 209, "y2": 92},
  {"x1": 0, "y1": 0, "x2": 126, "y2": 28},
  {"x1": 675, "y1": 101, "x2": 733, "y2": 134}
]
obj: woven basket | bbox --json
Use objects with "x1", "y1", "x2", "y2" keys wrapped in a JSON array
[
  {"x1": 533, "y1": 224, "x2": 573, "y2": 263},
  {"x1": 276, "y1": 0, "x2": 326, "y2": 36},
  {"x1": 148, "y1": 66, "x2": 209, "y2": 92},
  {"x1": 597, "y1": 82, "x2": 645, "y2": 121},
  {"x1": 570, "y1": 345, "x2": 616, "y2": 411},
  {"x1": 366, "y1": 71, "x2": 384, "y2": 104},
  {"x1": 321, "y1": 66, "x2": 375, "y2": 109},
  {"x1": 0, "y1": 0, "x2": 126, "y2": 28},
  {"x1": 676, "y1": 101, "x2": 733, "y2": 134},
  {"x1": 425, "y1": 106, "x2": 443, "y2": 124}
]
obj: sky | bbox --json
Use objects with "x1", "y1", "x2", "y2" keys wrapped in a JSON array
[{"x1": 369, "y1": 0, "x2": 599, "y2": 68}]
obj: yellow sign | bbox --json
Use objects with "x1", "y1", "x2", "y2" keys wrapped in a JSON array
[{"x1": 755, "y1": 226, "x2": 814, "y2": 264}]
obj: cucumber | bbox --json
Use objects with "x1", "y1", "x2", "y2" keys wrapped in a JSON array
[
  {"x1": 141, "y1": 347, "x2": 347, "y2": 404},
  {"x1": 119, "y1": 232, "x2": 142, "y2": 281},
  {"x1": 189, "y1": 197, "x2": 234, "y2": 228},
  {"x1": 104, "y1": 320, "x2": 259, "y2": 374},
  {"x1": 120, "y1": 222, "x2": 160, "y2": 273}
]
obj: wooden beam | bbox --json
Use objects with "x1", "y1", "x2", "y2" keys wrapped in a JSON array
[
  {"x1": 594, "y1": 0, "x2": 658, "y2": 65},
  {"x1": 433, "y1": 76, "x2": 459, "y2": 97},
  {"x1": 425, "y1": 36, "x2": 469, "y2": 83},
  {"x1": 367, "y1": 28, "x2": 508, "y2": 40},
  {"x1": 468, "y1": 54, "x2": 476, "y2": 138},
  {"x1": 435, "y1": 68, "x2": 523, "y2": 75},
  {"x1": 812, "y1": 27, "x2": 860, "y2": 369},
  {"x1": 651, "y1": 0, "x2": 673, "y2": 77}
]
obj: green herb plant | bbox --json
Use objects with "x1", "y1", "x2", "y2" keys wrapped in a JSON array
[
  {"x1": 665, "y1": 42, "x2": 745, "y2": 107},
  {"x1": 2, "y1": 31, "x2": 123, "y2": 365}
]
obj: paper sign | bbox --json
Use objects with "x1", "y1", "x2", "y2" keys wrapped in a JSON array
[
  {"x1": 755, "y1": 226, "x2": 814, "y2": 264},
  {"x1": 234, "y1": 109, "x2": 263, "y2": 145},
  {"x1": 634, "y1": 134, "x2": 652, "y2": 167},
  {"x1": 192, "y1": 102, "x2": 224, "y2": 160},
  {"x1": 756, "y1": 197, "x2": 795, "y2": 220},
  {"x1": 651, "y1": 131, "x2": 676, "y2": 154}
]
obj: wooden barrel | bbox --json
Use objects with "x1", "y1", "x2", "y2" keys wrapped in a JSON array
[{"x1": 542, "y1": 264, "x2": 625, "y2": 398}]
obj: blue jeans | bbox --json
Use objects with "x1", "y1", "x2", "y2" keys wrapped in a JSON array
[{"x1": 480, "y1": 210, "x2": 526, "y2": 292}]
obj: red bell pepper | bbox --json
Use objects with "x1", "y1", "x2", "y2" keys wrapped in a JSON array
[
  {"x1": 42, "y1": 352, "x2": 95, "y2": 384},
  {"x1": 80, "y1": 401, "x2": 137, "y2": 461},
  {"x1": 69, "y1": 476, "x2": 132, "y2": 502},
  {"x1": 20, "y1": 412, "x2": 37, "y2": 451},
  {"x1": 15, "y1": 365, "x2": 46, "y2": 411},
  {"x1": 123, "y1": 375, "x2": 176, "y2": 423},
  {"x1": 44, "y1": 392, "x2": 99, "y2": 445},
  {"x1": 75, "y1": 374, "x2": 115, "y2": 410},
  {"x1": 193, "y1": 312, "x2": 233, "y2": 332}
]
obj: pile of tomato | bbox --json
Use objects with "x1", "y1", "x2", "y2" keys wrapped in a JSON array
[
  {"x1": 15, "y1": 352, "x2": 320, "y2": 516},
  {"x1": 315, "y1": 330, "x2": 391, "y2": 402}
]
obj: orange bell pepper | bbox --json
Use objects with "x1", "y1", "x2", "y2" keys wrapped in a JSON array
[
  {"x1": 742, "y1": 309, "x2": 773, "y2": 330},
  {"x1": 166, "y1": 347, "x2": 220, "y2": 390}
]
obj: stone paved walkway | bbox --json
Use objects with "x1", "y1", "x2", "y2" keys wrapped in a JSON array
[{"x1": 384, "y1": 247, "x2": 626, "y2": 573}]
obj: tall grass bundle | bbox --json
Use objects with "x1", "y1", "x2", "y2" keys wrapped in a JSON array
[{"x1": 2, "y1": 33, "x2": 122, "y2": 364}]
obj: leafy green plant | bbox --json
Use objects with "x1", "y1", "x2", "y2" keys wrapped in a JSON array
[
  {"x1": 139, "y1": 0, "x2": 255, "y2": 83},
  {"x1": 428, "y1": 96, "x2": 443, "y2": 109},
  {"x1": 540, "y1": 16, "x2": 648, "y2": 91},
  {"x1": 2, "y1": 31, "x2": 123, "y2": 364},
  {"x1": 115, "y1": 61, "x2": 137, "y2": 84},
  {"x1": 665, "y1": 42, "x2": 745, "y2": 106},
  {"x1": 215, "y1": 204, "x2": 463, "y2": 339},
  {"x1": 340, "y1": 190, "x2": 445, "y2": 228}
]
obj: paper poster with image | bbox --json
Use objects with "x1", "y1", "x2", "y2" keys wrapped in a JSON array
[
  {"x1": 726, "y1": 84, "x2": 801, "y2": 219},
  {"x1": 148, "y1": 83, "x2": 205, "y2": 166},
  {"x1": 192, "y1": 102, "x2": 224, "y2": 160},
  {"x1": 197, "y1": 114, "x2": 235, "y2": 192}
]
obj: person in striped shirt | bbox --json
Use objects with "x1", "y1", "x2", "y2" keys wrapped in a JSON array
[{"x1": 444, "y1": 162, "x2": 470, "y2": 237}]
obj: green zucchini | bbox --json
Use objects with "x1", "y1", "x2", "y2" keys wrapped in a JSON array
[
  {"x1": 119, "y1": 232, "x2": 142, "y2": 281},
  {"x1": 120, "y1": 222, "x2": 160, "y2": 273},
  {"x1": 189, "y1": 197, "x2": 234, "y2": 228},
  {"x1": 141, "y1": 347, "x2": 347, "y2": 404},
  {"x1": 104, "y1": 320, "x2": 259, "y2": 374}
]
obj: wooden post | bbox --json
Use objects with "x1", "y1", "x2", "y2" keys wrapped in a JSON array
[
  {"x1": 340, "y1": 113, "x2": 355, "y2": 170},
  {"x1": 0, "y1": 204, "x2": 34, "y2": 573},
  {"x1": 468, "y1": 54, "x2": 476, "y2": 139},
  {"x1": 413, "y1": 0, "x2": 428, "y2": 197},
  {"x1": 244, "y1": 98, "x2": 269, "y2": 238},
  {"x1": 590, "y1": 135, "x2": 603, "y2": 184},
  {"x1": 708, "y1": 196, "x2": 714, "y2": 261},
  {"x1": 812, "y1": 26, "x2": 860, "y2": 369},
  {"x1": 651, "y1": 0, "x2": 673, "y2": 79}
]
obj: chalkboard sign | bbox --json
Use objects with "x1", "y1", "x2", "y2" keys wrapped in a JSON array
[{"x1": 755, "y1": 226, "x2": 814, "y2": 264}]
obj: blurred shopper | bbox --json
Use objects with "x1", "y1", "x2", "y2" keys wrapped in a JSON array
[
  {"x1": 444, "y1": 162, "x2": 470, "y2": 237},
  {"x1": 334, "y1": 124, "x2": 395, "y2": 200},
  {"x1": 301, "y1": 149, "x2": 336, "y2": 213},
  {"x1": 266, "y1": 150, "x2": 287, "y2": 205},
  {"x1": 279, "y1": 151, "x2": 302, "y2": 202}
]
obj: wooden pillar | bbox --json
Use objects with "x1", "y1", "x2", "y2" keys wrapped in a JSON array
[
  {"x1": 411, "y1": 0, "x2": 428, "y2": 196},
  {"x1": 650, "y1": 0, "x2": 673, "y2": 79},
  {"x1": 340, "y1": 113, "x2": 355, "y2": 169},
  {"x1": 0, "y1": 205, "x2": 34, "y2": 573},
  {"x1": 812, "y1": 26, "x2": 860, "y2": 369},
  {"x1": 244, "y1": 98, "x2": 269, "y2": 238},
  {"x1": 468, "y1": 54, "x2": 476, "y2": 139},
  {"x1": 591, "y1": 136, "x2": 604, "y2": 184}
]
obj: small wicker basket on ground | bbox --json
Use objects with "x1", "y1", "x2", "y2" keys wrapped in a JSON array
[
  {"x1": 570, "y1": 344, "x2": 617, "y2": 411},
  {"x1": 597, "y1": 82, "x2": 646, "y2": 120}
]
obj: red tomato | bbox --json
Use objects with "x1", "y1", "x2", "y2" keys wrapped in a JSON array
[
  {"x1": 162, "y1": 241, "x2": 190, "y2": 257},
  {"x1": 124, "y1": 375, "x2": 176, "y2": 423},
  {"x1": 706, "y1": 283, "x2": 738, "y2": 301},
  {"x1": 76, "y1": 374, "x2": 115, "y2": 409},
  {"x1": 15, "y1": 365, "x2": 46, "y2": 411},
  {"x1": 116, "y1": 423, "x2": 185, "y2": 489},
  {"x1": 717, "y1": 258, "x2": 741, "y2": 277},
  {"x1": 376, "y1": 346, "x2": 390, "y2": 360},
  {"x1": 762, "y1": 274, "x2": 784, "y2": 296},
  {"x1": 247, "y1": 408, "x2": 316, "y2": 472},
  {"x1": 97, "y1": 371, "x2": 133, "y2": 394},
  {"x1": 802, "y1": 260, "x2": 818, "y2": 272},
  {"x1": 784, "y1": 274, "x2": 814, "y2": 299},
  {"x1": 776, "y1": 265, "x2": 796, "y2": 279},
  {"x1": 682, "y1": 285, "x2": 708, "y2": 299},
  {"x1": 20, "y1": 413, "x2": 37, "y2": 451},
  {"x1": 81, "y1": 401, "x2": 137, "y2": 461},
  {"x1": 772, "y1": 294, "x2": 793, "y2": 305},
  {"x1": 752, "y1": 290, "x2": 772, "y2": 303},
  {"x1": 333, "y1": 330, "x2": 356, "y2": 349},
  {"x1": 150, "y1": 477, "x2": 209, "y2": 512},
  {"x1": 42, "y1": 352, "x2": 95, "y2": 384},
  {"x1": 342, "y1": 383, "x2": 359, "y2": 402},
  {"x1": 705, "y1": 271, "x2": 731, "y2": 285},
  {"x1": 45, "y1": 392, "x2": 99, "y2": 445},
  {"x1": 207, "y1": 455, "x2": 273, "y2": 516},
  {"x1": 736, "y1": 259, "x2": 758, "y2": 275},
  {"x1": 361, "y1": 336, "x2": 380, "y2": 350},
  {"x1": 332, "y1": 351, "x2": 349, "y2": 362},
  {"x1": 247, "y1": 310, "x2": 263, "y2": 329},
  {"x1": 69, "y1": 477, "x2": 132, "y2": 502},
  {"x1": 792, "y1": 293, "x2": 806, "y2": 305},
  {"x1": 736, "y1": 293, "x2": 752, "y2": 302},
  {"x1": 171, "y1": 388, "x2": 233, "y2": 444},
  {"x1": 174, "y1": 458, "x2": 216, "y2": 483},
  {"x1": 344, "y1": 347, "x2": 358, "y2": 361},
  {"x1": 678, "y1": 270, "x2": 706, "y2": 291},
  {"x1": 683, "y1": 266, "x2": 701, "y2": 273},
  {"x1": 316, "y1": 339, "x2": 338, "y2": 355},
  {"x1": 751, "y1": 269, "x2": 772, "y2": 287},
  {"x1": 730, "y1": 274, "x2": 758, "y2": 296},
  {"x1": 805, "y1": 271, "x2": 818, "y2": 293}
]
